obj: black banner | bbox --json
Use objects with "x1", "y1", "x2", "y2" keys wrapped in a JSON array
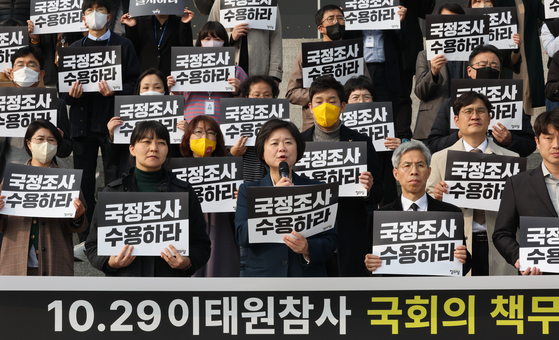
[
  {"x1": 114, "y1": 95, "x2": 184, "y2": 144},
  {"x1": 169, "y1": 157, "x2": 243, "y2": 213},
  {"x1": 219, "y1": 98, "x2": 290, "y2": 146},
  {"x1": 0, "y1": 87, "x2": 57, "y2": 137},
  {"x1": 519, "y1": 216, "x2": 559, "y2": 273},
  {"x1": 2, "y1": 276, "x2": 559, "y2": 338},
  {"x1": 425, "y1": 14, "x2": 490, "y2": 61},
  {"x1": 301, "y1": 39, "x2": 364, "y2": 88},
  {"x1": 58, "y1": 46, "x2": 123, "y2": 93},
  {"x1": 464, "y1": 7, "x2": 518, "y2": 50},
  {"x1": 0, "y1": 27, "x2": 28, "y2": 71},
  {"x1": 340, "y1": 102, "x2": 395, "y2": 152},
  {"x1": 129, "y1": 0, "x2": 188, "y2": 17}
]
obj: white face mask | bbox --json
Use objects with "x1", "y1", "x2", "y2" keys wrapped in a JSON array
[
  {"x1": 140, "y1": 91, "x2": 165, "y2": 96},
  {"x1": 13, "y1": 67, "x2": 40, "y2": 87},
  {"x1": 201, "y1": 40, "x2": 224, "y2": 48},
  {"x1": 84, "y1": 11, "x2": 108, "y2": 30},
  {"x1": 30, "y1": 141, "x2": 58, "y2": 164}
]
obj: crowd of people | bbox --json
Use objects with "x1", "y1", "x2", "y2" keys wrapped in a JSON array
[{"x1": 0, "y1": 0, "x2": 556, "y2": 278}]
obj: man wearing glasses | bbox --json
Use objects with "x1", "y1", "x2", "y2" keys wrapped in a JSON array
[
  {"x1": 425, "y1": 44, "x2": 536, "y2": 158},
  {"x1": 426, "y1": 91, "x2": 519, "y2": 276},
  {"x1": 364, "y1": 140, "x2": 471, "y2": 275},
  {"x1": 287, "y1": 4, "x2": 372, "y2": 131}
]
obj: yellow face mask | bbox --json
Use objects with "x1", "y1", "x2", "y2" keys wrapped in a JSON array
[
  {"x1": 190, "y1": 138, "x2": 216, "y2": 157},
  {"x1": 313, "y1": 102, "x2": 341, "y2": 127}
]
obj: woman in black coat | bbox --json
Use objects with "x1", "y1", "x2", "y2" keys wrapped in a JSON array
[{"x1": 85, "y1": 121, "x2": 211, "y2": 277}]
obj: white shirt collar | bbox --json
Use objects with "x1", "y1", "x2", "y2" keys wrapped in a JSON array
[
  {"x1": 462, "y1": 138, "x2": 488, "y2": 153},
  {"x1": 401, "y1": 193, "x2": 428, "y2": 211},
  {"x1": 87, "y1": 30, "x2": 111, "y2": 42}
]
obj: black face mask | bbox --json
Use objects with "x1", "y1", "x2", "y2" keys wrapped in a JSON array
[
  {"x1": 325, "y1": 23, "x2": 345, "y2": 41},
  {"x1": 474, "y1": 66, "x2": 500, "y2": 80}
]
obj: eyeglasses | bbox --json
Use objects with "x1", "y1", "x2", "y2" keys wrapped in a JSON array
[
  {"x1": 459, "y1": 107, "x2": 488, "y2": 118},
  {"x1": 192, "y1": 130, "x2": 217, "y2": 138},
  {"x1": 398, "y1": 162, "x2": 428, "y2": 172},
  {"x1": 84, "y1": 7, "x2": 108, "y2": 14},
  {"x1": 322, "y1": 16, "x2": 345, "y2": 25},
  {"x1": 472, "y1": 61, "x2": 501, "y2": 71},
  {"x1": 31, "y1": 137, "x2": 57, "y2": 145}
]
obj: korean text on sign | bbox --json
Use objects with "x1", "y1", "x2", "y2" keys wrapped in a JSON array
[
  {"x1": 220, "y1": 0, "x2": 278, "y2": 30},
  {"x1": 342, "y1": 0, "x2": 400, "y2": 30},
  {"x1": 340, "y1": 102, "x2": 395, "y2": 152}
]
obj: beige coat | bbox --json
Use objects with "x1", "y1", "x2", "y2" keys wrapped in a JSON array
[
  {"x1": 426, "y1": 139, "x2": 518, "y2": 276},
  {"x1": 208, "y1": 1, "x2": 283, "y2": 81},
  {"x1": 0, "y1": 162, "x2": 88, "y2": 276}
]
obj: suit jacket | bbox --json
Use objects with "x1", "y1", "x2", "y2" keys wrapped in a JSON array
[
  {"x1": 379, "y1": 194, "x2": 472, "y2": 275},
  {"x1": 0, "y1": 162, "x2": 88, "y2": 276},
  {"x1": 234, "y1": 173, "x2": 338, "y2": 277},
  {"x1": 493, "y1": 165, "x2": 558, "y2": 267},
  {"x1": 399, "y1": 0, "x2": 436, "y2": 72},
  {"x1": 546, "y1": 51, "x2": 559, "y2": 101},
  {"x1": 301, "y1": 124, "x2": 383, "y2": 276},
  {"x1": 426, "y1": 138, "x2": 518, "y2": 275},
  {"x1": 125, "y1": 15, "x2": 193, "y2": 77},
  {"x1": 425, "y1": 98, "x2": 537, "y2": 158}
]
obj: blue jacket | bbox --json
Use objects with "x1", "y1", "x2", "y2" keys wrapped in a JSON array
[{"x1": 234, "y1": 172, "x2": 338, "y2": 277}]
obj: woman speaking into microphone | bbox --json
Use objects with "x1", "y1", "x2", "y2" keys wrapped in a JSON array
[{"x1": 234, "y1": 119, "x2": 338, "y2": 277}]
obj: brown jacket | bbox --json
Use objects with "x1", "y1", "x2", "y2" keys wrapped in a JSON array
[{"x1": 0, "y1": 162, "x2": 88, "y2": 276}]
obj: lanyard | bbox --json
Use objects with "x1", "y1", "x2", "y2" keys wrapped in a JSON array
[{"x1": 155, "y1": 18, "x2": 169, "y2": 51}]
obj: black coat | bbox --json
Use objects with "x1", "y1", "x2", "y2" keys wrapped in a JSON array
[
  {"x1": 301, "y1": 125, "x2": 383, "y2": 276},
  {"x1": 125, "y1": 15, "x2": 193, "y2": 77},
  {"x1": 85, "y1": 168, "x2": 211, "y2": 277},
  {"x1": 399, "y1": 0, "x2": 436, "y2": 72},
  {"x1": 375, "y1": 194, "x2": 472, "y2": 275},
  {"x1": 425, "y1": 98, "x2": 537, "y2": 158},
  {"x1": 493, "y1": 165, "x2": 558, "y2": 267},
  {"x1": 0, "y1": 0, "x2": 30, "y2": 26},
  {"x1": 61, "y1": 33, "x2": 142, "y2": 138},
  {"x1": 546, "y1": 51, "x2": 559, "y2": 101},
  {"x1": 33, "y1": 33, "x2": 84, "y2": 86}
]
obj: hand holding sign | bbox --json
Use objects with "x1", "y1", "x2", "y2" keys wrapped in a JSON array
[
  {"x1": 69, "y1": 81, "x2": 83, "y2": 99},
  {"x1": 283, "y1": 231, "x2": 309, "y2": 256},
  {"x1": 430, "y1": 54, "x2": 447, "y2": 77},
  {"x1": 515, "y1": 259, "x2": 542, "y2": 275},
  {"x1": 364, "y1": 253, "x2": 382, "y2": 272},
  {"x1": 98, "y1": 80, "x2": 115, "y2": 97},
  {"x1": 0, "y1": 194, "x2": 5, "y2": 210},
  {"x1": 161, "y1": 244, "x2": 191, "y2": 270},
  {"x1": 27, "y1": 20, "x2": 40, "y2": 42},
  {"x1": 397, "y1": 5, "x2": 407, "y2": 22},
  {"x1": 108, "y1": 244, "x2": 136, "y2": 269},
  {"x1": 230, "y1": 136, "x2": 248, "y2": 157},
  {"x1": 454, "y1": 245, "x2": 468, "y2": 264},
  {"x1": 434, "y1": 180, "x2": 449, "y2": 201},
  {"x1": 491, "y1": 122, "x2": 513, "y2": 146},
  {"x1": 72, "y1": 197, "x2": 85, "y2": 221},
  {"x1": 182, "y1": 8, "x2": 195, "y2": 23},
  {"x1": 232, "y1": 23, "x2": 250, "y2": 41},
  {"x1": 120, "y1": 13, "x2": 137, "y2": 27},
  {"x1": 359, "y1": 171, "x2": 373, "y2": 194}
]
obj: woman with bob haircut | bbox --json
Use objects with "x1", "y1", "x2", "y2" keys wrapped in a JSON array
[
  {"x1": 234, "y1": 119, "x2": 338, "y2": 277},
  {"x1": 168, "y1": 21, "x2": 248, "y2": 125},
  {"x1": 0, "y1": 119, "x2": 88, "y2": 276},
  {"x1": 85, "y1": 121, "x2": 211, "y2": 277}
]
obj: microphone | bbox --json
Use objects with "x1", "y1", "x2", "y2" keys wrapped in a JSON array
[{"x1": 279, "y1": 161, "x2": 290, "y2": 179}]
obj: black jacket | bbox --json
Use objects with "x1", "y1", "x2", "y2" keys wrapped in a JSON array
[
  {"x1": 0, "y1": 0, "x2": 30, "y2": 26},
  {"x1": 302, "y1": 124, "x2": 383, "y2": 277},
  {"x1": 425, "y1": 98, "x2": 537, "y2": 157},
  {"x1": 375, "y1": 194, "x2": 472, "y2": 276},
  {"x1": 85, "y1": 168, "x2": 211, "y2": 277},
  {"x1": 61, "y1": 32, "x2": 142, "y2": 138},
  {"x1": 125, "y1": 15, "x2": 193, "y2": 77}
]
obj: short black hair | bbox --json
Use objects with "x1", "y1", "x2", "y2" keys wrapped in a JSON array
[
  {"x1": 255, "y1": 119, "x2": 306, "y2": 165},
  {"x1": 344, "y1": 76, "x2": 376, "y2": 102},
  {"x1": 82, "y1": 0, "x2": 111, "y2": 14},
  {"x1": 24, "y1": 119, "x2": 63, "y2": 157},
  {"x1": 11, "y1": 45, "x2": 44, "y2": 70},
  {"x1": 435, "y1": 3, "x2": 465, "y2": 15},
  {"x1": 452, "y1": 91, "x2": 492, "y2": 116},
  {"x1": 315, "y1": 4, "x2": 344, "y2": 27},
  {"x1": 134, "y1": 68, "x2": 169, "y2": 95},
  {"x1": 534, "y1": 107, "x2": 559, "y2": 138},
  {"x1": 239, "y1": 75, "x2": 280, "y2": 98},
  {"x1": 309, "y1": 75, "x2": 345, "y2": 104},
  {"x1": 467, "y1": 0, "x2": 496, "y2": 8},
  {"x1": 129, "y1": 121, "x2": 171, "y2": 168},
  {"x1": 1, "y1": 19, "x2": 22, "y2": 27},
  {"x1": 469, "y1": 44, "x2": 502, "y2": 66},
  {"x1": 195, "y1": 21, "x2": 230, "y2": 47}
]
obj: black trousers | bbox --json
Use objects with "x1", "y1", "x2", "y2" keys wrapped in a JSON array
[
  {"x1": 73, "y1": 132, "x2": 119, "y2": 242},
  {"x1": 471, "y1": 232, "x2": 489, "y2": 276}
]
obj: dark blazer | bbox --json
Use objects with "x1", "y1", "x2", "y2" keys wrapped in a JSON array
[
  {"x1": 376, "y1": 194, "x2": 472, "y2": 275},
  {"x1": 546, "y1": 51, "x2": 559, "y2": 101},
  {"x1": 85, "y1": 168, "x2": 211, "y2": 277},
  {"x1": 399, "y1": 0, "x2": 436, "y2": 72},
  {"x1": 234, "y1": 172, "x2": 338, "y2": 277},
  {"x1": 493, "y1": 165, "x2": 558, "y2": 267},
  {"x1": 125, "y1": 15, "x2": 193, "y2": 77},
  {"x1": 425, "y1": 98, "x2": 537, "y2": 157},
  {"x1": 301, "y1": 125, "x2": 383, "y2": 276},
  {"x1": 61, "y1": 32, "x2": 142, "y2": 138}
]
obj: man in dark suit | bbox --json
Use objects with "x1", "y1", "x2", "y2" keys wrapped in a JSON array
[
  {"x1": 365, "y1": 140, "x2": 470, "y2": 274},
  {"x1": 492, "y1": 110, "x2": 559, "y2": 275},
  {"x1": 301, "y1": 75, "x2": 383, "y2": 277}
]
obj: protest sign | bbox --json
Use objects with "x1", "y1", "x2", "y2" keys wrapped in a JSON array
[
  {"x1": 0, "y1": 27, "x2": 28, "y2": 72},
  {"x1": 220, "y1": 0, "x2": 278, "y2": 30},
  {"x1": 0, "y1": 87, "x2": 57, "y2": 137},
  {"x1": 340, "y1": 102, "x2": 395, "y2": 152},
  {"x1": 30, "y1": 0, "x2": 87, "y2": 34},
  {"x1": 519, "y1": 216, "x2": 559, "y2": 273},
  {"x1": 342, "y1": 0, "x2": 400, "y2": 30},
  {"x1": 129, "y1": 0, "x2": 187, "y2": 16},
  {"x1": 464, "y1": 7, "x2": 518, "y2": 50}
]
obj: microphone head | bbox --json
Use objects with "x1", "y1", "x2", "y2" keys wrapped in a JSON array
[{"x1": 278, "y1": 161, "x2": 290, "y2": 177}]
